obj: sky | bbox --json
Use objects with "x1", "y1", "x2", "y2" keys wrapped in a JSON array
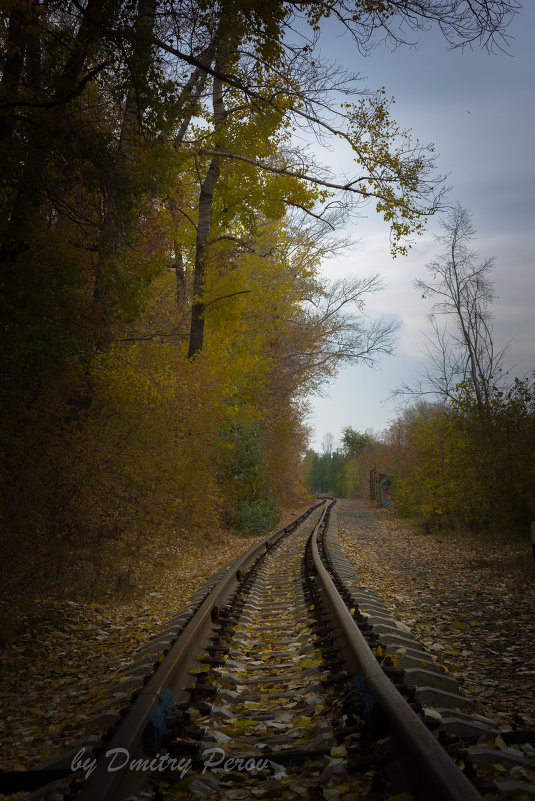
[{"x1": 304, "y1": 3, "x2": 535, "y2": 451}]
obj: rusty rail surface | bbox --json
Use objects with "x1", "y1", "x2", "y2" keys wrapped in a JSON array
[
  {"x1": 74, "y1": 500, "x2": 325, "y2": 801},
  {"x1": 311, "y1": 500, "x2": 483, "y2": 801}
]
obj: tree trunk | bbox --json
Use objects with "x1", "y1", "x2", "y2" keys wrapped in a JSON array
[
  {"x1": 187, "y1": 158, "x2": 220, "y2": 358},
  {"x1": 187, "y1": 54, "x2": 227, "y2": 359},
  {"x1": 174, "y1": 41, "x2": 216, "y2": 148},
  {"x1": 173, "y1": 247, "x2": 187, "y2": 311}
]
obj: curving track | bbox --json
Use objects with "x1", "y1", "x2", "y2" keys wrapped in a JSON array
[{"x1": 22, "y1": 499, "x2": 535, "y2": 801}]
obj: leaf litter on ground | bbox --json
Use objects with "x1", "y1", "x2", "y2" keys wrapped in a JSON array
[
  {"x1": 336, "y1": 498, "x2": 535, "y2": 731},
  {"x1": 0, "y1": 503, "x2": 314, "y2": 771}
]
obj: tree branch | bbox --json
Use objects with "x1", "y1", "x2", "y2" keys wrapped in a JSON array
[{"x1": 199, "y1": 148, "x2": 439, "y2": 213}]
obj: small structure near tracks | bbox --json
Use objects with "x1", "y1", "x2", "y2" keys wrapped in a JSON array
[{"x1": 370, "y1": 468, "x2": 393, "y2": 508}]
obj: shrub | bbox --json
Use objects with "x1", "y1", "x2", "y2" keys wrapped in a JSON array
[{"x1": 234, "y1": 494, "x2": 281, "y2": 534}]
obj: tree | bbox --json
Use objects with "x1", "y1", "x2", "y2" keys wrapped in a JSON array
[
  {"x1": 394, "y1": 204, "x2": 508, "y2": 409},
  {"x1": 341, "y1": 426, "x2": 368, "y2": 458},
  {"x1": 182, "y1": 45, "x2": 434, "y2": 357},
  {"x1": 0, "y1": 0, "x2": 521, "y2": 548},
  {"x1": 322, "y1": 432, "x2": 335, "y2": 456},
  {"x1": 168, "y1": 1, "x2": 519, "y2": 358},
  {"x1": 0, "y1": 1, "x2": 518, "y2": 375}
]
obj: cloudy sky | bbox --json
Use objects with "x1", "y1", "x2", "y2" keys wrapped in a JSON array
[{"x1": 305, "y1": 3, "x2": 535, "y2": 451}]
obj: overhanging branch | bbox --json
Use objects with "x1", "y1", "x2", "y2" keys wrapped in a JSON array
[{"x1": 199, "y1": 148, "x2": 438, "y2": 213}]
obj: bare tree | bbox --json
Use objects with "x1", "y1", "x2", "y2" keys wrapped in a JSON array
[
  {"x1": 322, "y1": 432, "x2": 334, "y2": 456},
  {"x1": 395, "y1": 203, "x2": 509, "y2": 409}
]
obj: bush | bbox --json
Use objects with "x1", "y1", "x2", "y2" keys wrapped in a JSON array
[{"x1": 234, "y1": 494, "x2": 281, "y2": 534}]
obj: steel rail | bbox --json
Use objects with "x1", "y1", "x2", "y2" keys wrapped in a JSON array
[
  {"x1": 311, "y1": 501, "x2": 484, "y2": 801},
  {"x1": 76, "y1": 500, "x2": 325, "y2": 801}
]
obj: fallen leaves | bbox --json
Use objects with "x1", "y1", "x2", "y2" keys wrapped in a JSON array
[
  {"x1": 0, "y1": 525, "x2": 277, "y2": 770},
  {"x1": 337, "y1": 498, "x2": 535, "y2": 729}
]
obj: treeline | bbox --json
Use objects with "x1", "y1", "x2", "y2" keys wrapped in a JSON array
[
  {"x1": 389, "y1": 207, "x2": 535, "y2": 533},
  {"x1": 0, "y1": 2, "x2": 516, "y2": 574},
  {"x1": 303, "y1": 428, "x2": 368, "y2": 496},
  {"x1": 323, "y1": 379, "x2": 535, "y2": 534},
  {"x1": 306, "y1": 206, "x2": 535, "y2": 535}
]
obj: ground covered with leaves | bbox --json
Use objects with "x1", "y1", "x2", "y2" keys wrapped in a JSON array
[
  {"x1": 336, "y1": 498, "x2": 535, "y2": 731},
  {"x1": 158, "y1": 513, "x2": 365, "y2": 801},
  {"x1": 0, "y1": 504, "x2": 311, "y2": 772}
]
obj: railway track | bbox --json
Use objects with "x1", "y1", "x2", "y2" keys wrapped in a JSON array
[{"x1": 15, "y1": 499, "x2": 535, "y2": 801}]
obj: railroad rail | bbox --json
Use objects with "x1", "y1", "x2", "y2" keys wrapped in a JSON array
[{"x1": 18, "y1": 499, "x2": 534, "y2": 801}]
